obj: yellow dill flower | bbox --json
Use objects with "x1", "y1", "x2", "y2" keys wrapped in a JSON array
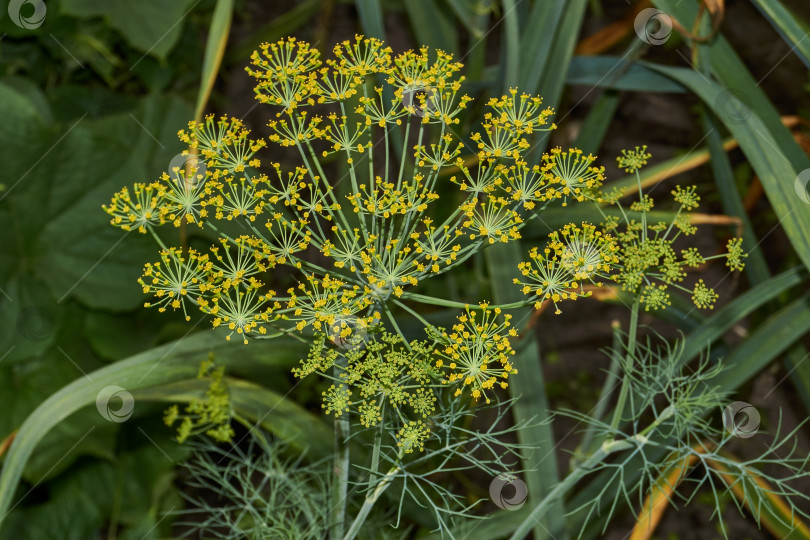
[
  {"x1": 432, "y1": 305, "x2": 518, "y2": 404},
  {"x1": 104, "y1": 182, "x2": 166, "y2": 233},
  {"x1": 541, "y1": 148, "x2": 605, "y2": 206},
  {"x1": 514, "y1": 223, "x2": 619, "y2": 313},
  {"x1": 140, "y1": 247, "x2": 208, "y2": 320}
]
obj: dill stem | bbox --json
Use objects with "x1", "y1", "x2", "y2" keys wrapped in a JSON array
[
  {"x1": 609, "y1": 297, "x2": 640, "y2": 434},
  {"x1": 331, "y1": 359, "x2": 351, "y2": 540},
  {"x1": 343, "y1": 458, "x2": 402, "y2": 540}
]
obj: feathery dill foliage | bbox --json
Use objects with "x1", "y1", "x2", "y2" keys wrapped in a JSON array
[
  {"x1": 557, "y1": 336, "x2": 810, "y2": 539},
  {"x1": 175, "y1": 433, "x2": 333, "y2": 539}
]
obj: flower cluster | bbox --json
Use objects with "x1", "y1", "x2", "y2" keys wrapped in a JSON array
[
  {"x1": 106, "y1": 35, "x2": 742, "y2": 454},
  {"x1": 430, "y1": 305, "x2": 518, "y2": 403},
  {"x1": 164, "y1": 357, "x2": 234, "y2": 443},
  {"x1": 514, "y1": 150, "x2": 746, "y2": 313},
  {"x1": 104, "y1": 35, "x2": 598, "y2": 348}
]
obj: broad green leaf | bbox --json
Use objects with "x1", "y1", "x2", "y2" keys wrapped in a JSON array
[
  {"x1": 0, "y1": 82, "x2": 192, "y2": 310},
  {"x1": 0, "y1": 330, "x2": 308, "y2": 527},
  {"x1": 60, "y1": 0, "x2": 198, "y2": 61},
  {"x1": 0, "y1": 434, "x2": 182, "y2": 540}
]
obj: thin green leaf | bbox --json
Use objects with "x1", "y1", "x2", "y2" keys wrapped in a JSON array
[
  {"x1": 567, "y1": 56, "x2": 687, "y2": 93},
  {"x1": 750, "y1": 0, "x2": 810, "y2": 70},
  {"x1": 227, "y1": 0, "x2": 321, "y2": 62},
  {"x1": 354, "y1": 0, "x2": 386, "y2": 40},
  {"x1": 679, "y1": 267, "x2": 806, "y2": 364},
  {"x1": 404, "y1": 0, "x2": 458, "y2": 55},
  {"x1": 194, "y1": 0, "x2": 234, "y2": 122},
  {"x1": 716, "y1": 295, "x2": 810, "y2": 392},
  {"x1": 652, "y1": 0, "x2": 810, "y2": 174}
]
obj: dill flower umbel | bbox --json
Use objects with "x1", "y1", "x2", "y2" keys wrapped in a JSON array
[
  {"x1": 514, "y1": 149, "x2": 746, "y2": 313},
  {"x1": 431, "y1": 305, "x2": 518, "y2": 403},
  {"x1": 112, "y1": 35, "x2": 742, "y2": 451}
]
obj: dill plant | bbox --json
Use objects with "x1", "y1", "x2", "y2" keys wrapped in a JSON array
[{"x1": 101, "y1": 35, "x2": 797, "y2": 539}]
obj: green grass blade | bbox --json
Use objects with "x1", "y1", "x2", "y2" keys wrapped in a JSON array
[
  {"x1": 702, "y1": 109, "x2": 810, "y2": 412},
  {"x1": 750, "y1": 0, "x2": 810, "y2": 69},
  {"x1": 501, "y1": 0, "x2": 522, "y2": 87},
  {"x1": 700, "y1": 109, "x2": 771, "y2": 283},
  {"x1": 445, "y1": 0, "x2": 490, "y2": 39},
  {"x1": 516, "y1": 1, "x2": 566, "y2": 93},
  {"x1": 573, "y1": 90, "x2": 621, "y2": 155},
  {"x1": 354, "y1": 0, "x2": 386, "y2": 40},
  {"x1": 567, "y1": 56, "x2": 687, "y2": 93},
  {"x1": 194, "y1": 0, "x2": 234, "y2": 122},
  {"x1": 652, "y1": 0, "x2": 810, "y2": 174},
  {"x1": 227, "y1": 0, "x2": 321, "y2": 62},
  {"x1": 679, "y1": 267, "x2": 806, "y2": 364},
  {"x1": 716, "y1": 294, "x2": 810, "y2": 392}
]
